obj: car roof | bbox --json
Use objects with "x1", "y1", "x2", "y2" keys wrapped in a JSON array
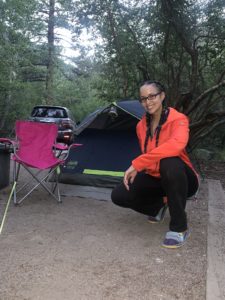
[{"x1": 32, "y1": 105, "x2": 69, "y2": 111}]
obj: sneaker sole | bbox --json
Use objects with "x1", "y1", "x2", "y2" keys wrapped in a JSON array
[
  {"x1": 148, "y1": 205, "x2": 168, "y2": 224},
  {"x1": 161, "y1": 242, "x2": 186, "y2": 249},
  {"x1": 148, "y1": 220, "x2": 160, "y2": 224},
  {"x1": 148, "y1": 218, "x2": 165, "y2": 224}
]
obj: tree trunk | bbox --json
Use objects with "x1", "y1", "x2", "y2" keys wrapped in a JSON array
[
  {"x1": 45, "y1": 0, "x2": 55, "y2": 104},
  {"x1": 107, "y1": 6, "x2": 128, "y2": 98}
]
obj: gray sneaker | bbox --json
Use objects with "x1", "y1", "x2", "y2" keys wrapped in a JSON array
[
  {"x1": 162, "y1": 230, "x2": 190, "y2": 248},
  {"x1": 148, "y1": 205, "x2": 168, "y2": 223}
]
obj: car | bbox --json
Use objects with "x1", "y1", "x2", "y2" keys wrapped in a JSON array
[{"x1": 29, "y1": 105, "x2": 76, "y2": 145}]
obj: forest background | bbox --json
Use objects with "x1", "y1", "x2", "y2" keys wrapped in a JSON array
[{"x1": 0, "y1": 0, "x2": 225, "y2": 160}]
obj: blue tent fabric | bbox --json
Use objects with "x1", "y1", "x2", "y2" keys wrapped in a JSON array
[
  {"x1": 60, "y1": 100, "x2": 145, "y2": 188},
  {"x1": 115, "y1": 100, "x2": 145, "y2": 119},
  {"x1": 74, "y1": 100, "x2": 144, "y2": 135}
]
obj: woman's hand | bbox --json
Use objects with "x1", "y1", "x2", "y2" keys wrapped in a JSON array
[{"x1": 123, "y1": 165, "x2": 137, "y2": 190}]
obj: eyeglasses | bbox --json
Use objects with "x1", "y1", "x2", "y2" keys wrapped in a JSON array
[{"x1": 139, "y1": 92, "x2": 161, "y2": 103}]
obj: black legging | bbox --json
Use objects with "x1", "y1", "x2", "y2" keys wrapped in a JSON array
[{"x1": 111, "y1": 157, "x2": 199, "y2": 232}]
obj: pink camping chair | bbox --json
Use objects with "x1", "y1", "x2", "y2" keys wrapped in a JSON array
[{"x1": 0, "y1": 120, "x2": 81, "y2": 205}]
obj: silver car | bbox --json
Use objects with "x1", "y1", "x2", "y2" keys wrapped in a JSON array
[{"x1": 30, "y1": 105, "x2": 76, "y2": 145}]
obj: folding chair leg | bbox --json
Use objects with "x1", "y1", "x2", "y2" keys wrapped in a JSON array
[
  {"x1": 17, "y1": 169, "x2": 43, "y2": 194},
  {"x1": 48, "y1": 166, "x2": 62, "y2": 203},
  {"x1": 13, "y1": 161, "x2": 20, "y2": 205},
  {"x1": 15, "y1": 165, "x2": 62, "y2": 204},
  {"x1": 55, "y1": 167, "x2": 61, "y2": 203}
]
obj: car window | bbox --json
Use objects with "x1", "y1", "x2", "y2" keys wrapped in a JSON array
[
  {"x1": 31, "y1": 108, "x2": 67, "y2": 118},
  {"x1": 32, "y1": 108, "x2": 46, "y2": 117}
]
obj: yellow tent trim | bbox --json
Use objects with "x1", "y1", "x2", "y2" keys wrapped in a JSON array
[{"x1": 83, "y1": 169, "x2": 124, "y2": 177}]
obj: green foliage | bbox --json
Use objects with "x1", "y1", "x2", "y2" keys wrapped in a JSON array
[
  {"x1": 53, "y1": 63, "x2": 109, "y2": 122},
  {"x1": 0, "y1": 0, "x2": 225, "y2": 153},
  {"x1": 214, "y1": 149, "x2": 225, "y2": 162}
]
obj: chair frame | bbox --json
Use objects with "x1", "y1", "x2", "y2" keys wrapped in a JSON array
[
  {"x1": 0, "y1": 121, "x2": 81, "y2": 205},
  {"x1": 12, "y1": 159, "x2": 62, "y2": 205}
]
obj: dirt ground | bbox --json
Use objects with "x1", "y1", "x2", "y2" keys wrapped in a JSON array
[{"x1": 0, "y1": 168, "x2": 209, "y2": 300}]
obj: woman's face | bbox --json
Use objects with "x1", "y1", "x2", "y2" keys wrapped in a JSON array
[{"x1": 139, "y1": 84, "x2": 165, "y2": 115}]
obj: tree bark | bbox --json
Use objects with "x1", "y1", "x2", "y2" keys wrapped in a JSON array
[
  {"x1": 186, "y1": 80, "x2": 225, "y2": 115},
  {"x1": 45, "y1": 0, "x2": 55, "y2": 104},
  {"x1": 107, "y1": 5, "x2": 128, "y2": 98}
]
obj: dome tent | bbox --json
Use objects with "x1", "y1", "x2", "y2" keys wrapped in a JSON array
[{"x1": 59, "y1": 100, "x2": 145, "y2": 188}]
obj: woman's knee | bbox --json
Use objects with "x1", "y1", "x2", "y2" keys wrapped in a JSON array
[
  {"x1": 111, "y1": 187, "x2": 121, "y2": 205},
  {"x1": 111, "y1": 184, "x2": 129, "y2": 207},
  {"x1": 159, "y1": 157, "x2": 185, "y2": 181}
]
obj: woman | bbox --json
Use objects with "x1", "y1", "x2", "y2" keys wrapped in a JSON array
[{"x1": 111, "y1": 80, "x2": 199, "y2": 249}]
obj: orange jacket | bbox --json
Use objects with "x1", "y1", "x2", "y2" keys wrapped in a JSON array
[{"x1": 132, "y1": 107, "x2": 198, "y2": 178}]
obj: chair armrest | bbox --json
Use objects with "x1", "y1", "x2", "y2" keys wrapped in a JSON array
[
  {"x1": 0, "y1": 138, "x2": 17, "y2": 146},
  {"x1": 53, "y1": 143, "x2": 69, "y2": 151},
  {"x1": 69, "y1": 143, "x2": 83, "y2": 149},
  {"x1": 0, "y1": 138, "x2": 18, "y2": 153}
]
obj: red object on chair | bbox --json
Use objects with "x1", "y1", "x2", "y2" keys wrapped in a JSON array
[{"x1": 0, "y1": 120, "x2": 81, "y2": 205}]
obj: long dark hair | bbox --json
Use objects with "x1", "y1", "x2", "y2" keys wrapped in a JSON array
[{"x1": 140, "y1": 80, "x2": 169, "y2": 153}]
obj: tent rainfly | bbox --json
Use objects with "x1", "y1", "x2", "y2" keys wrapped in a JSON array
[{"x1": 60, "y1": 100, "x2": 145, "y2": 188}]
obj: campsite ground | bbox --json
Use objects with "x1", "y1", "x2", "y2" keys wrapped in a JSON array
[
  {"x1": 198, "y1": 160, "x2": 225, "y2": 189},
  {"x1": 0, "y1": 161, "x2": 224, "y2": 299}
]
